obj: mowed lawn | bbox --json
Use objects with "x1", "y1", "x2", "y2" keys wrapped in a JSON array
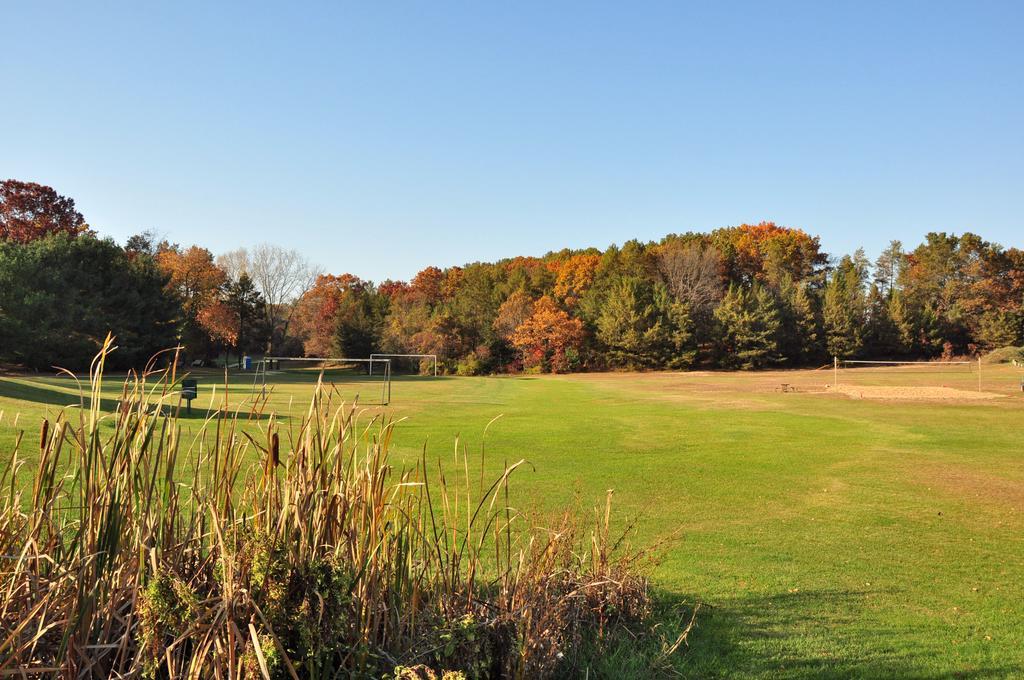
[{"x1": 1, "y1": 364, "x2": 1023, "y2": 678}]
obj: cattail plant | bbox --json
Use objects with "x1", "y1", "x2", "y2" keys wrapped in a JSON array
[{"x1": 0, "y1": 338, "x2": 674, "y2": 678}]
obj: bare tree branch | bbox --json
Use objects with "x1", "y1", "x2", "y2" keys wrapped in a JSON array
[
  {"x1": 216, "y1": 247, "x2": 251, "y2": 283},
  {"x1": 220, "y1": 244, "x2": 321, "y2": 353},
  {"x1": 656, "y1": 243, "x2": 724, "y2": 312}
]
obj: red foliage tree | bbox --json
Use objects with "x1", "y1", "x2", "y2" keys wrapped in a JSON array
[
  {"x1": 409, "y1": 266, "x2": 445, "y2": 304},
  {"x1": 0, "y1": 180, "x2": 92, "y2": 243},
  {"x1": 292, "y1": 274, "x2": 368, "y2": 356},
  {"x1": 377, "y1": 279, "x2": 410, "y2": 300}
]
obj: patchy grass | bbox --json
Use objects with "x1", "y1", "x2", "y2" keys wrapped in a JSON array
[{"x1": 1, "y1": 363, "x2": 1023, "y2": 677}]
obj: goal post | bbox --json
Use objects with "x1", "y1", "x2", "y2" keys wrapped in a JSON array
[
  {"x1": 252, "y1": 356, "x2": 392, "y2": 404},
  {"x1": 833, "y1": 357, "x2": 983, "y2": 392},
  {"x1": 369, "y1": 353, "x2": 438, "y2": 377}
]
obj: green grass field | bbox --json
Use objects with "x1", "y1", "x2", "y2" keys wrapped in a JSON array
[{"x1": 2, "y1": 363, "x2": 1023, "y2": 678}]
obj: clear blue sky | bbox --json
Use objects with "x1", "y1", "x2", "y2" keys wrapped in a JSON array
[{"x1": 3, "y1": 1, "x2": 1022, "y2": 281}]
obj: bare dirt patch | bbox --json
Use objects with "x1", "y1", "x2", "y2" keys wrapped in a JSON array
[{"x1": 828, "y1": 384, "x2": 1002, "y2": 402}]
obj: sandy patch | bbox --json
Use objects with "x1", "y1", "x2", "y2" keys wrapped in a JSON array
[{"x1": 828, "y1": 384, "x2": 1002, "y2": 402}]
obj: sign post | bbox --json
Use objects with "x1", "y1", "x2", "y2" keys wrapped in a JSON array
[{"x1": 181, "y1": 378, "x2": 198, "y2": 415}]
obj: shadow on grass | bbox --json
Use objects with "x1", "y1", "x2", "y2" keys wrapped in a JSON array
[
  {"x1": 0, "y1": 377, "x2": 124, "y2": 412},
  {"x1": 0, "y1": 378, "x2": 273, "y2": 422},
  {"x1": 673, "y1": 588, "x2": 1013, "y2": 679}
]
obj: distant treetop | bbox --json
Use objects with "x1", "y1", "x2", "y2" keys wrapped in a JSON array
[{"x1": 0, "y1": 179, "x2": 92, "y2": 243}]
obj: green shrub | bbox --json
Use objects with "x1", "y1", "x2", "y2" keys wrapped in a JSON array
[
  {"x1": 456, "y1": 352, "x2": 483, "y2": 376},
  {"x1": 983, "y1": 346, "x2": 1024, "y2": 364}
]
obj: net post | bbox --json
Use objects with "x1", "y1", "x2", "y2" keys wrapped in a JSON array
[
  {"x1": 834, "y1": 356, "x2": 838, "y2": 388},
  {"x1": 978, "y1": 356, "x2": 982, "y2": 392}
]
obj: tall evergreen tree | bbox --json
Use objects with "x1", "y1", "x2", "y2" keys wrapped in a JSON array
[
  {"x1": 976, "y1": 309, "x2": 1022, "y2": 349},
  {"x1": 863, "y1": 284, "x2": 900, "y2": 357},
  {"x1": 873, "y1": 240, "x2": 904, "y2": 298},
  {"x1": 792, "y1": 281, "x2": 823, "y2": 363},
  {"x1": 332, "y1": 286, "x2": 389, "y2": 361},
  {"x1": 823, "y1": 255, "x2": 867, "y2": 359},
  {"x1": 596, "y1": 277, "x2": 694, "y2": 369},
  {"x1": 714, "y1": 284, "x2": 783, "y2": 369},
  {"x1": 888, "y1": 291, "x2": 915, "y2": 356},
  {"x1": 225, "y1": 272, "x2": 265, "y2": 363},
  {"x1": 776, "y1": 275, "x2": 823, "y2": 364},
  {"x1": 652, "y1": 283, "x2": 697, "y2": 369}
]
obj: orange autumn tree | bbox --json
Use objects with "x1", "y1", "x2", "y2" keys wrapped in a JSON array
[
  {"x1": 441, "y1": 266, "x2": 464, "y2": 299},
  {"x1": 711, "y1": 222, "x2": 825, "y2": 286},
  {"x1": 157, "y1": 246, "x2": 227, "y2": 316},
  {"x1": 510, "y1": 296, "x2": 584, "y2": 373},
  {"x1": 155, "y1": 244, "x2": 229, "y2": 356},
  {"x1": 493, "y1": 290, "x2": 535, "y2": 341},
  {"x1": 551, "y1": 253, "x2": 601, "y2": 307},
  {"x1": 197, "y1": 301, "x2": 239, "y2": 347}
]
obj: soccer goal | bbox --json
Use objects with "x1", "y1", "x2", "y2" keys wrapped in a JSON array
[
  {"x1": 833, "y1": 357, "x2": 983, "y2": 392},
  {"x1": 252, "y1": 356, "x2": 392, "y2": 405},
  {"x1": 368, "y1": 353, "x2": 438, "y2": 377}
]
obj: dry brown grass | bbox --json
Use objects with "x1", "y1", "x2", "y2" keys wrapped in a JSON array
[{"x1": 913, "y1": 463, "x2": 1024, "y2": 512}]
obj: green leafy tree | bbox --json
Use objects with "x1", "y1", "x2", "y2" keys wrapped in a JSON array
[
  {"x1": 438, "y1": 263, "x2": 505, "y2": 370},
  {"x1": 0, "y1": 234, "x2": 178, "y2": 370},
  {"x1": 896, "y1": 232, "x2": 984, "y2": 354}
]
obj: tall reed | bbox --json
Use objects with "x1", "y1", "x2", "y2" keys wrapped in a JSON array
[{"x1": 1, "y1": 339, "x2": 666, "y2": 678}]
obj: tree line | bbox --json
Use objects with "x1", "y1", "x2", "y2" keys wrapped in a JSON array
[{"x1": 1, "y1": 179, "x2": 1021, "y2": 372}]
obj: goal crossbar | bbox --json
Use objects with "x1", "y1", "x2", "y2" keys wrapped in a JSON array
[
  {"x1": 369, "y1": 353, "x2": 438, "y2": 377},
  {"x1": 253, "y1": 356, "x2": 392, "y2": 404}
]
